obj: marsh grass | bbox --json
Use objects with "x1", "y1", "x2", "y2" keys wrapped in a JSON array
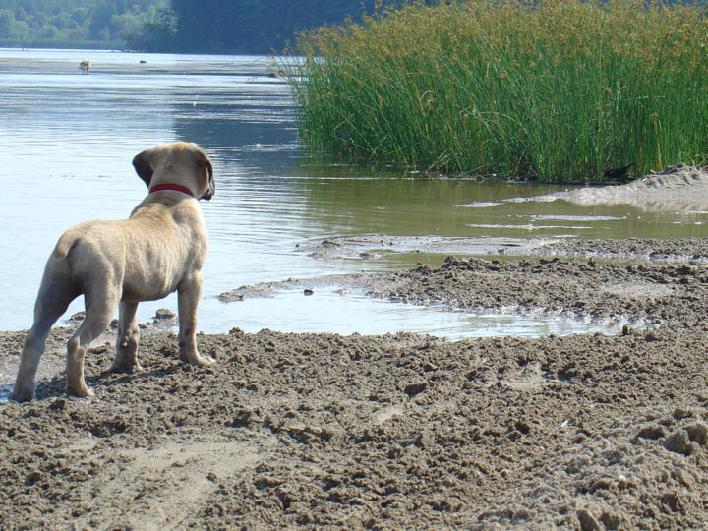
[{"x1": 288, "y1": 0, "x2": 707, "y2": 182}]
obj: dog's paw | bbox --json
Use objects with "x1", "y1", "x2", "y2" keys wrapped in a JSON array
[
  {"x1": 194, "y1": 354, "x2": 215, "y2": 367},
  {"x1": 68, "y1": 385, "x2": 95, "y2": 399},
  {"x1": 109, "y1": 362, "x2": 145, "y2": 374},
  {"x1": 10, "y1": 389, "x2": 35, "y2": 403},
  {"x1": 182, "y1": 353, "x2": 215, "y2": 367}
]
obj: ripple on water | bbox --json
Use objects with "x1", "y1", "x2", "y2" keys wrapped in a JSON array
[
  {"x1": 467, "y1": 223, "x2": 593, "y2": 231},
  {"x1": 528, "y1": 214, "x2": 626, "y2": 221}
]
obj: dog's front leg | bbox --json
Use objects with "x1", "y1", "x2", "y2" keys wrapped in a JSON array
[
  {"x1": 177, "y1": 272, "x2": 213, "y2": 366},
  {"x1": 112, "y1": 301, "x2": 143, "y2": 373}
]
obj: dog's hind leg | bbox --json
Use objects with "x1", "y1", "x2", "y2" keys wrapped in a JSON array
[
  {"x1": 12, "y1": 264, "x2": 80, "y2": 402},
  {"x1": 111, "y1": 301, "x2": 142, "y2": 373},
  {"x1": 66, "y1": 286, "x2": 120, "y2": 398},
  {"x1": 177, "y1": 272, "x2": 213, "y2": 366}
]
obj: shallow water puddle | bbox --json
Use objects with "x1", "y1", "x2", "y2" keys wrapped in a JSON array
[
  {"x1": 209, "y1": 288, "x2": 620, "y2": 339},
  {"x1": 0, "y1": 384, "x2": 11, "y2": 402}
]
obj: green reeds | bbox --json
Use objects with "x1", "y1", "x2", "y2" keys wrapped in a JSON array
[{"x1": 288, "y1": 0, "x2": 707, "y2": 182}]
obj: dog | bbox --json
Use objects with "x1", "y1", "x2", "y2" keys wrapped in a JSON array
[{"x1": 11, "y1": 142, "x2": 215, "y2": 402}]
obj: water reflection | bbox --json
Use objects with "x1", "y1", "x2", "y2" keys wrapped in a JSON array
[
  {"x1": 191, "y1": 288, "x2": 622, "y2": 338},
  {"x1": 295, "y1": 176, "x2": 706, "y2": 240}
]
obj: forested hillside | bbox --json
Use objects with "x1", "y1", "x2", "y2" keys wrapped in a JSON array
[
  {"x1": 0, "y1": 0, "x2": 170, "y2": 48},
  {"x1": 168, "y1": 0, "x2": 401, "y2": 53},
  {"x1": 0, "y1": 0, "x2": 414, "y2": 51}
]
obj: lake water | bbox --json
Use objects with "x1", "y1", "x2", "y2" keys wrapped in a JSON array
[{"x1": 0, "y1": 49, "x2": 703, "y2": 337}]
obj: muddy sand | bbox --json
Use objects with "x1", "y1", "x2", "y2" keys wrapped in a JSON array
[
  {"x1": 0, "y1": 237, "x2": 706, "y2": 529},
  {"x1": 521, "y1": 165, "x2": 708, "y2": 212}
]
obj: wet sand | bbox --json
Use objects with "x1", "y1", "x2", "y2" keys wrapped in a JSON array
[
  {"x1": 298, "y1": 234, "x2": 708, "y2": 264},
  {"x1": 522, "y1": 165, "x2": 708, "y2": 212},
  {"x1": 1, "y1": 238, "x2": 706, "y2": 529}
]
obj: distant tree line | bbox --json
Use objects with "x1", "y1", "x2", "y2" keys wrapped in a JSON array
[
  {"x1": 0, "y1": 0, "x2": 171, "y2": 47},
  {"x1": 163, "y1": 0, "x2": 405, "y2": 53},
  {"x1": 0, "y1": 1, "x2": 449, "y2": 51}
]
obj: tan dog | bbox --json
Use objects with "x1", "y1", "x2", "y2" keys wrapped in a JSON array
[{"x1": 11, "y1": 142, "x2": 215, "y2": 402}]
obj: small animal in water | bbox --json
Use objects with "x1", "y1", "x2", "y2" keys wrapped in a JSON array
[
  {"x1": 79, "y1": 60, "x2": 91, "y2": 73},
  {"x1": 603, "y1": 163, "x2": 634, "y2": 180},
  {"x1": 11, "y1": 142, "x2": 216, "y2": 402}
]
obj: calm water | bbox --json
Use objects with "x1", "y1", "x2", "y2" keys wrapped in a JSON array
[{"x1": 0, "y1": 49, "x2": 703, "y2": 336}]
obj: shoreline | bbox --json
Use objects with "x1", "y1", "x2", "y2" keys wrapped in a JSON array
[{"x1": 1, "y1": 239, "x2": 706, "y2": 529}]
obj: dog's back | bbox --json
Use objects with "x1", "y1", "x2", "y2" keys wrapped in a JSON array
[
  {"x1": 49, "y1": 195, "x2": 207, "y2": 303},
  {"x1": 12, "y1": 141, "x2": 214, "y2": 402}
]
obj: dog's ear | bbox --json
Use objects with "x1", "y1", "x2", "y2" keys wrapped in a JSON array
[
  {"x1": 193, "y1": 148, "x2": 214, "y2": 201},
  {"x1": 132, "y1": 149, "x2": 154, "y2": 187}
]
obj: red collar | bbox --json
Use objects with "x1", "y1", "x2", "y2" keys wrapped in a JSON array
[{"x1": 148, "y1": 183, "x2": 195, "y2": 197}]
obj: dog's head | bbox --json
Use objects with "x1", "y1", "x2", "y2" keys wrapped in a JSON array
[{"x1": 133, "y1": 142, "x2": 215, "y2": 201}]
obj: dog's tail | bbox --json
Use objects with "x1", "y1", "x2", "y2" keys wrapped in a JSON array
[
  {"x1": 39, "y1": 234, "x2": 83, "y2": 304},
  {"x1": 50, "y1": 234, "x2": 85, "y2": 283},
  {"x1": 53, "y1": 235, "x2": 81, "y2": 261}
]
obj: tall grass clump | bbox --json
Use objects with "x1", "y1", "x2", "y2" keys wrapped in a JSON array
[{"x1": 288, "y1": 0, "x2": 707, "y2": 182}]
